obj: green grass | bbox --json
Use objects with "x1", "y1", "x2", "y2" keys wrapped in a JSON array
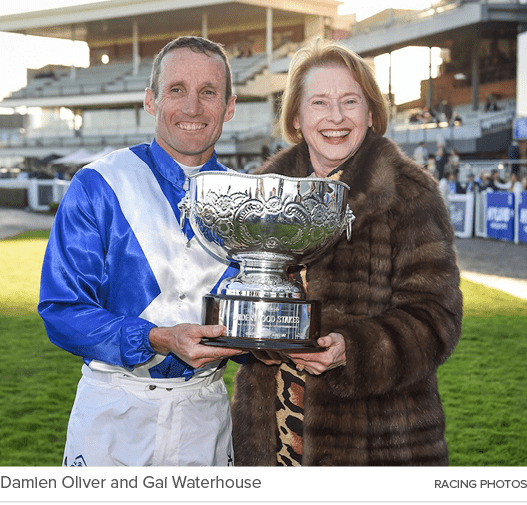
[
  {"x1": 440, "y1": 279, "x2": 527, "y2": 465},
  {"x1": 1, "y1": 231, "x2": 526, "y2": 466}
]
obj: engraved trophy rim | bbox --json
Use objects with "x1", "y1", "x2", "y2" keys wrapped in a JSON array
[{"x1": 190, "y1": 169, "x2": 351, "y2": 191}]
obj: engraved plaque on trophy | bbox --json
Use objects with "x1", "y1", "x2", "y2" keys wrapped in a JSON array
[{"x1": 178, "y1": 171, "x2": 355, "y2": 351}]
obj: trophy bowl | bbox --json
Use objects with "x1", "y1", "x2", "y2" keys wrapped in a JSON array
[{"x1": 179, "y1": 171, "x2": 355, "y2": 351}]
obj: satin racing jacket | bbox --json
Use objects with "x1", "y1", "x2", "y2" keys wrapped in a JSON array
[{"x1": 38, "y1": 140, "x2": 238, "y2": 379}]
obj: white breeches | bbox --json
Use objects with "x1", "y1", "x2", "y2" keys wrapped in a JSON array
[{"x1": 63, "y1": 364, "x2": 233, "y2": 467}]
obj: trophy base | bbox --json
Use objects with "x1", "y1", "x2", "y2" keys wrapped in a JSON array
[
  {"x1": 200, "y1": 336, "x2": 326, "y2": 352},
  {"x1": 202, "y1": 294, "x2": 322, "y2": 352}
]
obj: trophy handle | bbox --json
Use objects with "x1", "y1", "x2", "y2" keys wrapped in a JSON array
[
  {"x1": 178, "y1": 192, "x2": 190, "y2": 229},
  {"x1": 345, "y1": 205, "x2": 356, "y2": 241}
]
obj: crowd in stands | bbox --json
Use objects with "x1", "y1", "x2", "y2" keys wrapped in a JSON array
[
  {"x1": 406, "y1": 93, "x2": 509, "y2": 129},
  {"x1": 438, "y1": 169, "x2": 526, "y2": 203},
  {"x1": 413, "y1": 142, "x2": 459, "y2": 180},
  {"x1": 413, "y1": 141, "x2": 527, "y2": 202},
  {"x1": 408, "y1": 101, "x2": 462, "y2": 126},
  {"x1": 484, "y1": 94, "x2": 501, "y2": 113},
  {"x1": 460, "y1": 170, "x2": 525, "y2": 195}
]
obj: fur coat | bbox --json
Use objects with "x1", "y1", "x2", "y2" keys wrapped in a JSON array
[{"x1": 231, "y1": 130, "x2": 462, "y2": 466}]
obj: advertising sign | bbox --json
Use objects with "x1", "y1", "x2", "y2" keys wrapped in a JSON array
[
  {"x1": 486, "y1": 192, "x2": 515, "y2": 242},
  {"x1": 518, "y1": 192, "x2": 527, "y2": 244},
  {"x1": 514, "y1": 118, "x2": 527, "y2": 140},
  {"x1": 449, "y1": 194, "x2": 474, "y2": 238}
]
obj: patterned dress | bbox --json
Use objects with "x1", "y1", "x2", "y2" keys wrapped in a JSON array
[{"x1": 276, "y1": 362, "x2": 305, "y2": 465}]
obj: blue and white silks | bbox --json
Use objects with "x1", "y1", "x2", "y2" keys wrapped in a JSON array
[{"x1": 38, "y1": 140, "x2": 238, "y2": 379}]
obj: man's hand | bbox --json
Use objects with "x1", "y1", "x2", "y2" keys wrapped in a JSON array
[
  {"x1": 148, "y1": 324, "x2": 244, "y2": 369},
  {"x1": 286, "y1": 332, "x2": 346, "y2": 375}
]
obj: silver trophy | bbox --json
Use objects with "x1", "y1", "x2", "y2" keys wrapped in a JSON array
[{"x1": 179, "y1": 171, "x2": 355, "y2": 351}]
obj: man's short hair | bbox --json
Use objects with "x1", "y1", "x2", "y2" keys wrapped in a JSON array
[{"x1": 149, "y1": 36, "x2": 233, "y2": 102}]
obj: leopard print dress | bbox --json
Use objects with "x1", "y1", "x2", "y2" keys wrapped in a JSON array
[{"x1": 276, "y1": 362, "x2": 305, "y2": 465}]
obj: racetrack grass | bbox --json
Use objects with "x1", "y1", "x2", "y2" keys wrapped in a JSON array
[
  {"x1": 440, "y1": 279, "x2": 527, "y2": 466},
  {"x1": 0, "y1": 231, "x2": 526, "y2": 466}
]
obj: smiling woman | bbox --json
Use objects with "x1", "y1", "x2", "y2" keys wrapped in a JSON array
[
  {"x1": 292, "y1": 65, "x2": 372, "y2": 177},
  {"x1": 231, "y1": 37, "x2": 463, "y2": 467}
]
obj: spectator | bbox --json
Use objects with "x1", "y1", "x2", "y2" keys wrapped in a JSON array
[
  {"x1": 427, "y1": 153, "x2": 436, "y2": 177},
  {"x1": 435, "y1": 146, "x2": 449, "y2": 180},
  {"x1": 477, "y1": 171, "x2": 491, "y2": 191},
  {"x1": 437, "y1": 100, "x2": 453, "y2": 123},
  {"x1": 409, "y1": 111, "x2": 423, "y2": 123},
  {"x1": 422, "y1": 106, "x2": 438, "y2": 124},
  {"x1": 451, "y1": 111, "x2": 462, "y2": 125},
  {"x1": 439, "y1": 171, "x2": 450, "y2": 202},
  {"x1": 484, "y1": 94, "x2": 499, "y2": 112},
  {"x1": 448, "y1": 149, "x2": 460, "y2": 178},
  {"x1": 510, "y1": 173, "x2": 523, "y2": 199},
  {"x1": 488, "y1": 169, "x2": 509, "y2": 191},
  {"x1": 522, "y1": 177, "x2": 527, "y2": 192},
  {"x1": 464, "y1": 173, "x2": 479, "y2": 193},
  {"x1": 413, "y1": 141, "x2": 427, "y2": 167},
  {"x1": 508, "y1": 141, "x2": 521, "y2": 176},
  {"x1": 448, "y1": 172, "x2": 458, "y2": 195}
]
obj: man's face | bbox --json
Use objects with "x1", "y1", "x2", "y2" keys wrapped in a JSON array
[{"x1": 144, "y1": 48, "x2": 236, "y2": 166}]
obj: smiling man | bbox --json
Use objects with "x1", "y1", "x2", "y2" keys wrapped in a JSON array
[
  {"x1": 144, "y1": 41, "x2": 236, "y2": 165},
  {"x1": 39, "y1": 36, "x2": 244, "y2": 467}
]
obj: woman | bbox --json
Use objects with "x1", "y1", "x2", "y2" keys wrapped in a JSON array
[{"x1": 231, "y1": 39, "x2": 462, "y2": 466}]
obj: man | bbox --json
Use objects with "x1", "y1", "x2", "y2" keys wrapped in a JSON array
[
  {"x1": 435, "y1": 145, "x2": 449, "y2": 181},
  {"x1": 447, "y1": 172, "x2": 458, "y2": 195},
  {"x1": 465, "y1": 173, "x2": 478, "y2": 193},
  {"x1": 38, "y1": 36, "x2": 243, "y2": 467},
  {"x1": 508, "y1": 140, "x2": 520, "y2": 176}
]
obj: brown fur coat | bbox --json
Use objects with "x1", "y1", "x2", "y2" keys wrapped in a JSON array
[{"x1": 231, "y1": 130, "x2": 462, "y2": 466}]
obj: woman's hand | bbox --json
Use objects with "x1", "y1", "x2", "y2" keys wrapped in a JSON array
[{"x1": 287, "y1": 332, "x2": 346, "y2": 375}]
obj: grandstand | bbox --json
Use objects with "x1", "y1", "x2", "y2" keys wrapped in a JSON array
[
  {"x1": 0, "y1": 0, "x2": 345, "y2": 172},
  {"x1": 337, "y1": 0, "x2": 527, "y2": 163},
  {"x1": 0, "y1": 0, "x2": 526, "y2": 177}
]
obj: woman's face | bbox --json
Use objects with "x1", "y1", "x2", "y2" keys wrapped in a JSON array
[{"x1": 293, "y1": 64, "x2": 372, "y2": 177}]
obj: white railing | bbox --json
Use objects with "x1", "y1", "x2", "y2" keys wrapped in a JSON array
[
  {"x1": 0, "y1": 179, "x2": 70, "y2": 211},
  {"x1": 2, "y1": 178, "x2": 526, "y2": 245},
  {"x1": 387, "y1": 108, "x2": 516, "y2": 148}
]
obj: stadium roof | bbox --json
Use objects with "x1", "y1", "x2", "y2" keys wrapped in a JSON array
[{"x1": 0, "y1": 0, "x2": 342, "y2": 45}]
